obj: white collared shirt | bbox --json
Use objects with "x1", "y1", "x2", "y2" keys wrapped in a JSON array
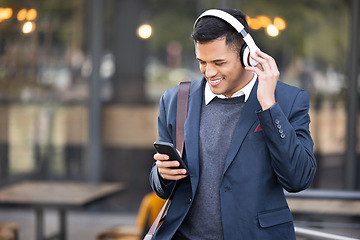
[{"x1": 204, "y1": 73, "x2": 257, "y2": 105}]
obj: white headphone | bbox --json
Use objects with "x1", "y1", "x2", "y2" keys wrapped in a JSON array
[{"x1": 194, "y1": 9, "x2": 259, "y2": 67}]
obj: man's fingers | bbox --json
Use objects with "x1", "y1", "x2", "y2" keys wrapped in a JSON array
[
  {"x1": 157, "y1": 160, "x2": 187, "y2": 174},
  {"x1": 153, "y1": 153, "x2": 169, "y2": 161},
  {"x1": 156, "y1": 160, "x2": 180, "y2": 168},
  {"x1": 255, "y1": 49, "x2": 271, "y2": 58},
  {"x1": 252, "y1": 50, "x2": 278, "y2": 71},
  {"x1": 246, "y1": 52, "x2": 279, "y2": 80},
  {"x1": 157, "y1": 166, "x2": 186, "y2": 176},
  {"x1": 154, "y1": 152, "x2": 188, "y2": 180},
  {"x1": 250, "y1": 53, "x2": 271, "y2": 72},
  {"x1": 157, "y1": 163, "x2": 188, "y2": 180},
  {"x1": 160, "y1": 173, "x2": 188, "y2": 181},
  {"x1": 245, "y1": 64, "x2": 263, "y2": 76}
]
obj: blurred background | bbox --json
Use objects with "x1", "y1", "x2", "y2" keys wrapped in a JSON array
[{"x1": 0, "y1": 0, "x2": 359, "y2": 239}]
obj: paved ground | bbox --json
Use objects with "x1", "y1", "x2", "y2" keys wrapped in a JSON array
[
  {"x1": 0, "y1": 207, "x2": 137, "y2": 240},
  {"x1": 1, "y1": 201, "x2": 360, "y2": 240}
]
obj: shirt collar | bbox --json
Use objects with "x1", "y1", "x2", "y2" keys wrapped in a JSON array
[{"x1": 204, "y1": 73, "x2": 257, "y2": 105}]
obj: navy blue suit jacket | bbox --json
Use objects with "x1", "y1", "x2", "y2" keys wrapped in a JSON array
[{"x1": 150, "y1": 78, "x2": 316, "y2": 239}]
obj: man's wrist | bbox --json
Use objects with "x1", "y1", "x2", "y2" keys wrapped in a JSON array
[{"x1": 260, "y1": 100, "x2": 276, "y2": 110}]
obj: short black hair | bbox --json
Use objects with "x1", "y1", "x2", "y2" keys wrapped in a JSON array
[{"x1": 191, "y1": 9, "x2": 249, "y2": 53}]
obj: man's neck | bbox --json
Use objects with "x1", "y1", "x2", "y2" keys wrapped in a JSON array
[{"x1": 238, "y1": 70, "x2": 256, "y2": 91}]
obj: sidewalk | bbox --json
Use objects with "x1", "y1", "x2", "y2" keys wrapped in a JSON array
[
  {"x1": 2, "y1": 204, "x2": 360, "y2": 239},
  {"x1": 0, "y1": 207, "x2": 137, "y2": 240}
]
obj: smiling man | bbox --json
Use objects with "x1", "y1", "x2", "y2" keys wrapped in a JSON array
[
  {"x1": 196, "y1": 37, "x2": 252, "y2": 98},
  {"x1": 150, "y1": 8, "x2": 317, "y2": 240}
]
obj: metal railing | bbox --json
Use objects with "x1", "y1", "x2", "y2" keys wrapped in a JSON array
[
  {"x1": 295, "y1": 226, "x2": 360, "y2": 240},
  {"x1": 286, "y1": 189, "x2": 360, "y2": 239},
  {"x1": 285, "y1": 189, "x2": 360, "y2": 200}
]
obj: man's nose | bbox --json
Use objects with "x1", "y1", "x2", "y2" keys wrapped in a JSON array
[{"x1": 205, "y1": 65, "x2": 217, "y2": 78}]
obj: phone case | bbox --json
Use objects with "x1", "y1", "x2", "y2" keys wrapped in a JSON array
[{"x1": 154, "y1": 141, "x2": 189, "y2": 173}]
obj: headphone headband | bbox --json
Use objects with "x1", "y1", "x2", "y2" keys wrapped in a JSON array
[
  {"x1": 193, "y1": 9, "x2": 260, "y2": 67},
  {"x1": 194, "y1": 9, "x2": 247, "y2": 36}
]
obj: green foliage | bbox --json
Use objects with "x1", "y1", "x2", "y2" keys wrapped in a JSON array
[
  {"x1": 147, "y1": 0, "x2": 197, "y2": 53},
  {"x1": 234, "y1": 0, "x2": 349, "y2": 70},
  {"x1": 148, "y1": 12, "x2": 195, "y2": 53},
  {"x1": 146, "y1": 0, "x2": 350, "y2": 71}
]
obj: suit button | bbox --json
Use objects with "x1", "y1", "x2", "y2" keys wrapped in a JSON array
[
  {"x1": 189, "y1": 198, "x2": 192, "y2": 202},
  {"x1": 279, "y1": 129, "x2": 284, "y2": 134},
  {"x1": 157, "y1": 187, "x2": 163, "y2": 193},
  {"x1": 276, "y1": 124, "x2": 282, "y2": 129},
  {"x1": 275, "y1": 119, "x2": 280, "y2": 124},
  {"x1": 280, "y1": 133, "x2": 285, "y2": 139}
]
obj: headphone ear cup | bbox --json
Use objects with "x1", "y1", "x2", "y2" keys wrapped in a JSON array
[{"x1": 240, "y1": 44, "x2": 250, "y2": 67}]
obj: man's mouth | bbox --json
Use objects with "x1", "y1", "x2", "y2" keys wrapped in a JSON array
[{"x1": 209, "y1": 78, "x2": 224, "y2": 86}]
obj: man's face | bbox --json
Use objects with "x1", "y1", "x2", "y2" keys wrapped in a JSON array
[{"x1": 196, "y1": 37, "x2": 248, "y2": 98}]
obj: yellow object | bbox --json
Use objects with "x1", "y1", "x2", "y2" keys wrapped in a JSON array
[
  {"x1": 97, "y1": 192, "x2": 166, "y2": 240},
  {"x1": 136, "y1": 192, "x2": 166, "y2": 230}
]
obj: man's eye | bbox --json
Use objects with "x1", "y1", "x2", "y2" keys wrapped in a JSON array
[{"x1": 215, "y1": 62, "x2": 225, "y2": 66}]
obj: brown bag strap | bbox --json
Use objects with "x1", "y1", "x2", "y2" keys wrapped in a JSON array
[
  {"x1": 176, "y1": 81, "x2": 191, "y2": 157},
  {"x1": 144, "y1": 82, "x2": 191, "y2": 239},
  {"x1": 144, "y1": 197, "x2": 171, "y2": 239}
]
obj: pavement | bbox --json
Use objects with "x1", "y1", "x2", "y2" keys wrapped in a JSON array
[
  {"x1": 0, "y1": 207, "x2": 137, "y2": 240},
  {"x1": 1, "y1": 199, "x2": 360, "y2": 240}
]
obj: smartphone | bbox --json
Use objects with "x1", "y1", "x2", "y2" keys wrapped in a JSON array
[{"x1": 154, "y1": 141, "x2": 189, "y2": 174}]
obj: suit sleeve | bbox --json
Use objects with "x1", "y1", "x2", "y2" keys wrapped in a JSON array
[
  {"x1": 149, "y1": 94, "x2": 176, "y2": 199},
  {"x1": 256, "y1": 90, "x2": 317, "y2": 192}
]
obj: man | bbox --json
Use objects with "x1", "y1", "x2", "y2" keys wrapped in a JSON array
[{"x1": 150, "y1": 8, "x2": 316, "y2": 240}]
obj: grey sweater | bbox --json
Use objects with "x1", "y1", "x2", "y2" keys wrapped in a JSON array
[{"x1": 175, "y1": 95, "x2": 246, "y2": 240}]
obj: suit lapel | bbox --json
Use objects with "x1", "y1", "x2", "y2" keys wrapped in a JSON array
[
  {"x1": 184, "y1": 79, "x2": 204, "y2": 196},
  {"x1": 223, "y1": 80, "x2": 261, "y2": 174}
]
